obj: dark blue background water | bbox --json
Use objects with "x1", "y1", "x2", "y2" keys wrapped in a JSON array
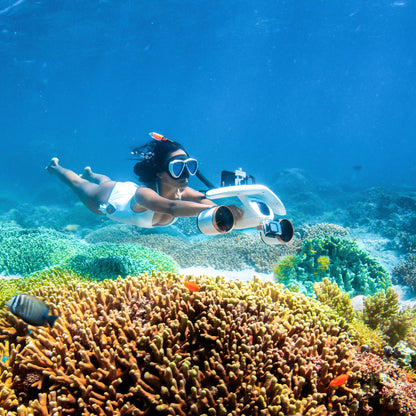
[{"x1": 1, "y1": 0, "x2": 415, "y2": 203}]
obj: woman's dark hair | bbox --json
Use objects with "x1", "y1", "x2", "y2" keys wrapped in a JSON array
[{"x1": 132, "y1": 139, "x2": 187, "y2": 185}]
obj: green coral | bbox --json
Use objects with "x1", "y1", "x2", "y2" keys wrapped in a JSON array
[
  {"x1": 274, "y1": 236, "x2": 391, "y2": 296},
  {"x1": 0, "y1": 224, "x2": 82, "y2": 276},
  {"x1": 61, "y1": 242, "x2": 178, "y2": 280},
  {"x1": 0, "y1": 267, "x2": 90, "y2": 309},
  {"x1": 0, "y1": 223, "x2": 178, "y2": 282},
  {"x1": 273, "y1": 255, "x2": 298, "y2": 283}
]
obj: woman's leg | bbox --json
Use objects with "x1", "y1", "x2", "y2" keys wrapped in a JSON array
[{"x1": 46, "y1": 158, "x2": 115, "y2": 215}]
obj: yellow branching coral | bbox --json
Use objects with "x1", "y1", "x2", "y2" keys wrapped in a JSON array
[
  {"x1": 316, "y1": 256, "x2": 330, "y2": 273},
  {"x1": 363, "y1": 288, "x2": 416, "y2": 346},
  {"x1": 314, "y1": 279, "x2": 388, "y2": 352},
  {"x1": 0, "y1": 267, "x2": 90, "y2": 309},
  {"x1": 0, "y1": 341, "x2": 21, "y2": 413},
  {"x1": 0, "y1": 272, "x2": 411, "y2": 415},
  {"x1": 273, "y1": 255, "x2": 297, "y2": 283},
  {"x1": 314, "y1": 278, "x2": 356, "y2": 323}
]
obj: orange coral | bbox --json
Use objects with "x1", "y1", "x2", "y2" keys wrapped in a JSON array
[{"x1": 0, "y1": 273, "x2": 412, "y2": 415}]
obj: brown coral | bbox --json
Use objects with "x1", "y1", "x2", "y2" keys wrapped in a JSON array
[
  {"x1": 355, "y1": 350, "x2": 416, "y2": 415},
  {"x1": 298, "y1": 223, "x2": 350, "y2": 241},
  {"x1": 0, "y1": 272, "x2": 411, "y2": 415},
  {"x1": 393, "y1": 254, "x2": 416, "y2": 292},
  {"x1": 85, "y1": 224, "x2": 301, "y2": 272}
]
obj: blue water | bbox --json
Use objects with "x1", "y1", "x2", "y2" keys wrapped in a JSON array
[{"x1": 1, "y1": 0, "x2": 416, "y2": 203}]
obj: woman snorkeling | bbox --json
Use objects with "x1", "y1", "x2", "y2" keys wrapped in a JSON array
[{"x1": 47, "y1": 132, "x2": 238, "y2": 228}]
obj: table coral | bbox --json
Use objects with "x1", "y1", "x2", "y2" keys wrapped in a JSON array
[
  {"x1": 61, "y1": 242, "x2": 178, "y2": 280},
  {"x1": 0, "y1": 223, "x2": 83, "y2": 276},
  {"x1": 298, "y1": 223, "x2": 350, "y2": 241},
  {"x1": 274, "y1": 236, "x2": 391, "y2": 297}
]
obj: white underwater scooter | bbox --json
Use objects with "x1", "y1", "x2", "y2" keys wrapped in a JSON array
[{"x1": 195, "y1": 168, "x2": 294, "y2": 245}]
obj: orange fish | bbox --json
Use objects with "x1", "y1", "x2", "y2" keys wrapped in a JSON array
[
  {"x1": 184, "y1": 281, "x2": 200, "y2": 292},
  {"x1": 329, "y1": 374, "x2": 349, "y2": 387}
]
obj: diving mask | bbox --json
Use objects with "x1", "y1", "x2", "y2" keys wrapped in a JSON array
[{"x1": 167, "y1": 156, "x2": 198, "y2": 179}]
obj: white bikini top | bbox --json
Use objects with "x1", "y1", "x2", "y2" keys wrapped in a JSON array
[{"x1": 102, "y1": 181, "x2": 180, "y2": 228}]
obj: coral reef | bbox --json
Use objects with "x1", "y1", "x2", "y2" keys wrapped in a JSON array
[
  {"x1": 85, "y1": 224, "x2": 301, "y2": 272},
  {"x1": 270, "y1": 168, "x2": 338, "y2": 223},
  {"x1": 314, "y1": 278, "x2": 356, "y2": 324},
  {"x1": 392, "y1": 254, "x2": 416, "y2": 292},
  {"x1": 297, "y1": 223, "x2": 350, "y2": 241},
  {"x1": 363, "y1": 288, "x2": 416, "y2": 347},
  {"x1": 314, "y1": 278, "x2": 416, "y2": 350},
  {"x1": 0, "y1": 267, "x2": 90, "y2": 309},
  {"x1": 0, "y1": 223, "x2": 178, "y2": 281},
  {"x1": 354, "y1": 350, "x2": 416, "y2": 414},
  {"x1": 274, "y1": 236, "x2": 391, "y2": 297},
  {"x1": 0, "y1": 223, "x2": 82, "y2": 276},
  {"x1": 313, "y1": 279, "x2": 387, "y2": 352},
  {"x1": 61, "y1": 242, "x2": 178, "y2": 280},
  {"x1": 2, "y1": 201, "x2": 105, "y2": 233},
  {"x1": 174, "y1": 217, "x2": 201, "y2": 236},
  {"x1": 2, "y1": 271, "x2": 409, "y2": 415},
  {"x1": 345, "y1": 187, "x2": 416, "y2": 254}
]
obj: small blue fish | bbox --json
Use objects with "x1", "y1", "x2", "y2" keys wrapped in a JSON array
[{"x1": 5, "y1": 294, "x2": 58, "y2": 327}]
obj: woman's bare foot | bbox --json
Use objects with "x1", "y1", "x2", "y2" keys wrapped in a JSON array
[
  {"x1": 81, "y1": 166, "x2": 96, "y2": 182},
  {"x1": 46, "y1": 157, "x2": 59, "y2": 173},
  {"x1": 81, "y1": 166, "x2": 111, "y2": 185}
]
